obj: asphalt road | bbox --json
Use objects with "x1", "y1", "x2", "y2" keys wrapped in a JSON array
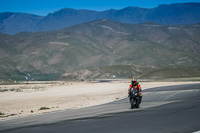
[{"x1": 0, "y1": 83, "x2": 200, "y2": 133}]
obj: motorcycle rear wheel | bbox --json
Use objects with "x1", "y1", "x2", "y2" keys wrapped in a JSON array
[{"x1": 135, "y1": 102, "x2": 140, "y2": 108}]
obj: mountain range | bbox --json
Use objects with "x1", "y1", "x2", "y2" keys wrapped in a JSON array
[
  {"x1": 0, "y1": 19, "x2": 200, "y2": 80},
  {"x1": 1, "y1": 3, "x2": 200, "y2": 35}
]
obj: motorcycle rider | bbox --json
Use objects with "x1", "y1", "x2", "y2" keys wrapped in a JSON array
[{"x1": 128, "y1": 78, "x2": 142, "y2": 103}]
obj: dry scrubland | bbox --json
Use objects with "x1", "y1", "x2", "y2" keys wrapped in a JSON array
[{"x1": 0, "y1": 80, "x2": 200, "y2": 119}]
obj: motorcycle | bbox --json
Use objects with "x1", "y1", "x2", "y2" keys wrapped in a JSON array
[{"x1": 129, "y1": 88, "x2": 141, "y2": 109}]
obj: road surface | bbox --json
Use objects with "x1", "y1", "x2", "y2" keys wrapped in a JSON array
[{"x1": 0, "y1": 83, "x2": 200, "y2": 133}]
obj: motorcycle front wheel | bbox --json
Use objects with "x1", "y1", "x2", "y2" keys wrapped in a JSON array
[{"x1": 130, "y1": 98, "x2": 135, "y2": 109}]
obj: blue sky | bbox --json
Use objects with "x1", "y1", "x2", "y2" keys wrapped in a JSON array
[{"x1": 0, "y1": 0, "x2": 200, "y2": 16}]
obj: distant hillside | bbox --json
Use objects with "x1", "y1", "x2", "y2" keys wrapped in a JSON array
[
  {"x1": 0, "y1": 3, "x2": 200, "y2": 35},
  {"x1": 141, "y1": 66, "x2": 200, "y2": 78},
  {"x1": 60, "y1": 65, "x2": 159, "y2": 80},
  {"x1": 0, "y1": 13, "x2": 44, "y2": 35},
  {"x1": 0, "y1": 19, "x2": 200, "y2": 80}
]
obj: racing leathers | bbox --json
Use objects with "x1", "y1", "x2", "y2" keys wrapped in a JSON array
[{"x1": 128, "y1": 82, "x2": 142, "y2": 103}]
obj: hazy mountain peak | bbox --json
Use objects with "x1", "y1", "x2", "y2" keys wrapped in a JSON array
[
  {"x1": 47, "y1": 8, "x2": 79, "y2": 16},
  {"x1": 1, "y1": 3, "x2": 200, "y2": 35},
  {"x1": 122, "y1": 6, "x2": 146, "y2": 10},
  {"x1": 158, "y1": 2, "x2": 200, "y2": 8}
]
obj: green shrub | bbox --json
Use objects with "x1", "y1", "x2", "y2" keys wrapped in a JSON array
[
  {"x1": 0, "y1": 112, "x2": 5, "y2": 115},
  {"x1": 0, "y1": 89, "x2": 8, "y2": 92},
  {"x1": 39, "y1": 107, "x2": 50, "y2": 110}
]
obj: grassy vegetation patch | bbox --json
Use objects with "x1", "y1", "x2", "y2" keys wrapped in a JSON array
[
  {"x1": 141, "y1": 66, "x2": 200, "y2": 78},
  {"x1": 0, "y1": 89, "x2": 9, "y2": 92},
  {"x1": 0, "y1": 88, "x2": 22, "y2": 92},
  {"x1": 39, "y1": 107, "x2": 50, "y2": 110},
  {"x1": 0, "y1": 112, "x2": 17, "y2": 118},
  {"x1": 0, "y1": 112, "x2": 5, "y2": 115}
]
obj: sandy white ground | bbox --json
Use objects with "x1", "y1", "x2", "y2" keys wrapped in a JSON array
[{"x1": 0, "y1": 80, "x2": 199, "y2": 120}]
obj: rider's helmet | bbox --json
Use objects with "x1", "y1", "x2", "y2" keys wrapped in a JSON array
[
  {"x1": 132, "y1": 78, "x2": 137, "y2": 82},
  {"x1": 131, "y1": 78, "x2": 137, "y2": 85}
]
